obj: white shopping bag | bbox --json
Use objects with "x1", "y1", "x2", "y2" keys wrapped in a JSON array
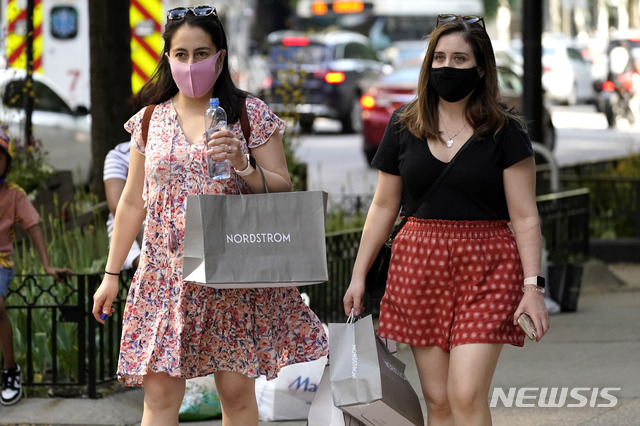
[{"x1": 256, "y1": 355, "x2": 328, "y2": 421}]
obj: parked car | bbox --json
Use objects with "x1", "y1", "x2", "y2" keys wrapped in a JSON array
[
  {"x1": 0, "y1": 68, "x2": 91, "y2": 186},
  {"x1": 260, "y1": 30, "x2": 390, "y2": 133},
  {"x1": 360, "y1": 64, "x2": 556, "y2": 164},
  {"x1": 541, "y1": 34, "x2": 595, "y2": 105}
]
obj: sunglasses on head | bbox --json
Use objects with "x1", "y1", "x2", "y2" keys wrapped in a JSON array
[
  {"x1": 167, "y1": 5, "x2": 217, "y2": 21},
  {"x1": 436, "y1": 14, "x2": 485, "y2": 30}
]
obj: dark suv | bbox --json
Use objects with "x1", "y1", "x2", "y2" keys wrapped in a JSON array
[{"x1": 260, "y1": 30, "x2": 389, "y2": 133}]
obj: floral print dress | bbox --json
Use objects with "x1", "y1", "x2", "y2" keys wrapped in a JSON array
[{"x1": 118, "y1": 97, "x2": 328, "y2": 387}]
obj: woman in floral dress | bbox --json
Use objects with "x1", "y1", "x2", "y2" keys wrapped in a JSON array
[{"x1": 92, "y1": 6, "x2": 328, "y2": 426}]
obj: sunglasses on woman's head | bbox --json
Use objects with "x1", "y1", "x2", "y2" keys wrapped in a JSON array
[
  {"x1": 167, "y1": 5, "x2": 217, "y2": 21},
  {"x1": 436, "y1": 14, "x2": 485, "y2": 30}
]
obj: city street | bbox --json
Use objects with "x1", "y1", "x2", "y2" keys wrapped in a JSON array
[{"x1": 296, "y1": 105, "x2": 640, "y2": 198}]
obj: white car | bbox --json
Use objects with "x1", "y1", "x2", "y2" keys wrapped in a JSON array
[
  {"x1": 0, "y1": 68, "x2": 91, "y2": 186},
  {"x1": 541, "y1": 35, "x2": 595, "y2": 105}
]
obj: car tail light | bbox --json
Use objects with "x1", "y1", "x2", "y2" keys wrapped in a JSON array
[
  {"x1": 360, "y1": 94, "x2": 376, "y2": 110},
  {"x1": 325, "y1": 71, "x2": 346, "y2": 84},
  {"x1": 281, "y1": 36, "x2": 309, "y2": 47},
  {"x1": 602, "y1": 80, "x2": 615, "y2": 92}
]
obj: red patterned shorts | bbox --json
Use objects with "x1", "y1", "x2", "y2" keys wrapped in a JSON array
[{"x1": 377, "y1": 218, "x2": 525, "y2": 352}]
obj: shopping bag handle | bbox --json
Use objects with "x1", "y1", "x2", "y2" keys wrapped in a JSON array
[
  {"x1": 347, "y1": 309, "x2": 355, "y2": 324},
  {"x1": 256, "y1": 163, "x2": 268, "y2": 193}
]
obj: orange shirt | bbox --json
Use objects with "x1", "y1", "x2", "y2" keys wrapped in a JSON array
[{"x1": 0, "y1": 182, "x2": 41, "y2": 268}]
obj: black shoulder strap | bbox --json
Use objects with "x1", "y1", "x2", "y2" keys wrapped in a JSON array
[
  {"x1": 141, "y1": 104, "x2": 157, "y2": 147},
  {"x1": 240, "y1": 99, "x2": 251, "y2": 143},
  {"x1": 392, "y1": 134, "x2": 476, "y2": 236}
]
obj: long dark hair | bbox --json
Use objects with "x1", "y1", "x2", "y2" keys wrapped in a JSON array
[
  {"x1": 136, "y1": 11, "x2": 249, "y2": 124},
  {"x1": 398, "y1": 19, "x2": 526, "y2": 141}
]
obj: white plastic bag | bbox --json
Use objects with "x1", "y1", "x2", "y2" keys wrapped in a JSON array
[{"x1": 256, "y1": 355, "x2": 328, "y2": 421}]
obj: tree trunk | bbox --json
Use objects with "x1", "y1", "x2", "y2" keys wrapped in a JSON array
[{"x1": 88, "y1": 0, "x2": 132, "y2": 198}]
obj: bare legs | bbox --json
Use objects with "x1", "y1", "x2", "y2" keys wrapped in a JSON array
[
  {"x1": 215, "y1": 371, "x2": 259, "y2": 426},
  {"x1": 412, "y1": 343, "x2": 503, "y2": 426},
  {"x1": 140, "y1": 370, "x2": 258, "y2": 426}
]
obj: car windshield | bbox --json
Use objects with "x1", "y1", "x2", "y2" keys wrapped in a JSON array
[{"x1": 269, "y1": 43, "x2": 327, "y2": 65}]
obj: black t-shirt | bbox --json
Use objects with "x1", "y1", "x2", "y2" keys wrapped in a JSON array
[{"x1": 372, "y1": 110, "x2": 534, "y2": 221}]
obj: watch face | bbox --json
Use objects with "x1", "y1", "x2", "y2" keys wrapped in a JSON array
[{"x1": 537, "y1": 276, "x2": 546, "y2": 288}]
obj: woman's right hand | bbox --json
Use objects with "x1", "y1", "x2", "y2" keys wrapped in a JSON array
[
  {"x1": 92, "y1": 276, "x2": 119, "y2": 324},
  {"x1": 343, "y1": 279, "x2": 366, "y2": 317}
]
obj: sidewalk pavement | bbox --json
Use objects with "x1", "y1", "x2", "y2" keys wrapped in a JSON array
[{"x1": 1, "y1": 259, "x2": 639, "y2": 426}]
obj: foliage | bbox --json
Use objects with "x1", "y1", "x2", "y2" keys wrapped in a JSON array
[
  {"x1": 13, "y1": 191, "x2": 109, "y2": 274},
  {"x1": 563, "y1": 156, "x2": 640, "y2": 239},
  {"x1": 262, "y1": 53, "x2": 310, "y2": 191},
  {"x1": 3, "y1": 128, "x2": 54, "y2": 197}
]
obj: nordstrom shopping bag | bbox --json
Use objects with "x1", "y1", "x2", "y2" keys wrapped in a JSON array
[
  {"x1": 183, "y1": 191, "x2": 328, "y2": 288},
  {"x1": 308, "y1": 363, "x2": 367, "y2": 426},
  {"x1": 329, "y1": 315, "x2": 424, "y2": 426}
]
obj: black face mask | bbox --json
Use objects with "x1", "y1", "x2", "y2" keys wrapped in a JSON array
[{"x1": 429, "y1": 66, "x2": 481, "y2": 102}]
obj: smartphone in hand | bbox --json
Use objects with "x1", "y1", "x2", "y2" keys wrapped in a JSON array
[{"x1": 517, "y1": 313, "x2": 537, "y2": 341}]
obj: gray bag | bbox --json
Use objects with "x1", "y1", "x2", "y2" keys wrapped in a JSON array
[
  {"x1": 328, "y1": 315, "x2": 424, "y2": 426},
  {"x1": 182, "y1": 191, "x2": 328, "y2": 288}
]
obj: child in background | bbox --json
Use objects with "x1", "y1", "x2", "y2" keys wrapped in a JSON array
[{"x1": 0, "y1": 130, "x2": 73, "y2": 405}]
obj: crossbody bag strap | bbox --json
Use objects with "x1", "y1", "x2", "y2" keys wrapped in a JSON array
[
  {"x1": 391, "y1": 134, "x2": 476, "y2": 237},
  {"x1": 240, "y1": 98, "x2": 251, "y2": 143},
  {"x1": 141, "y1": 104, "x2": 157, "y2": 147}
]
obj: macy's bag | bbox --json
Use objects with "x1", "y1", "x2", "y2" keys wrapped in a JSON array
[
  {"x1": 328, "y1": 315, "x2": 424, "y2": 426},
  {"x1": 183, "y1": 190, "x2": 328, "y2": 288}
]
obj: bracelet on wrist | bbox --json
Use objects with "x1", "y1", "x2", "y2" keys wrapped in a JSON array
[
  {"x1": 104, "y1": 270, "x2": 120, "y2": 277},
  {"x1": 522, "y1": 285, "x2": 545, "y2": 294}
]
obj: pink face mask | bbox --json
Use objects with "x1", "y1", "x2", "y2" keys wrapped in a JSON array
[{"x1": 167, "y1": 50, "x2": 223, "y2": 98}]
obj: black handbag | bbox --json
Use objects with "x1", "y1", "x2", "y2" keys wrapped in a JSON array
[{"x1": 364, "y1": 136, "x2": 474, "y2": 296}]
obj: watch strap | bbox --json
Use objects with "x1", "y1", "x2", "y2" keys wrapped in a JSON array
[{"x1": 524, "y1": 276, "x2": 546, "y2": 288}]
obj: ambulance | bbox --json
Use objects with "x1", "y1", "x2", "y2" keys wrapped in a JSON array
[{"x1": 1, "y1": 0, "x2": 168, "y2": 109}]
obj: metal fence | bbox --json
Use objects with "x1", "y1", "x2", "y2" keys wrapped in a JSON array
[
  {"x1": 6, "y1": 271, "x2": 131, "y2": 398},
  {"x1": 6, "y1": 189, "x2": 589, "y2": 398}
]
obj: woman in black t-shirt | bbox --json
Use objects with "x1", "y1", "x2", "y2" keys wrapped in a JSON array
[{"x1": 343, "y1": 15, "x2": 550, "y2": 425}]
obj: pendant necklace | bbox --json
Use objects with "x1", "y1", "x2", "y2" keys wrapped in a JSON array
[{"x1": 439, "y1": 112, "x2": 466, "y2": 148}]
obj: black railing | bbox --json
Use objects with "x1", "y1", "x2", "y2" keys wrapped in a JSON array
[
  {"x1": 7, "y1": 189, "x2": 589, "y2": 397},
  {"x1": 6, "y1": 271, "x2": 132, "y2": 398}
]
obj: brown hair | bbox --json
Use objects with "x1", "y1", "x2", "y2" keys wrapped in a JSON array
[{"x1": 397, "y1": 19, "x2": 525, "y2": 141}]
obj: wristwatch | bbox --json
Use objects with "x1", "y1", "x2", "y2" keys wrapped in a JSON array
[
  {"x1": 234, "y1": 154, "x2": 255, "y2": 177},
  {"x1": 524, "y1": 276, "x2": 546, "y2": 289}
]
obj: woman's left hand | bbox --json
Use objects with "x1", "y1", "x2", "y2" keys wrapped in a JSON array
[
  {"x1": 513, "y1": 291, "x2": 550, "y2": 342},
  {"x1": 206, "y1": 129, "x2": 248, "y2": 171}
]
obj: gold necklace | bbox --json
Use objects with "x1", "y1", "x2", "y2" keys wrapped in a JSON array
[{"x1": 439, "y1": 112, "x2": 466, "y2": 148}]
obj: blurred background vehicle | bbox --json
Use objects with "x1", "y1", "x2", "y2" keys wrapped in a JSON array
[
  {"x1": 260, "y1": 30, "x2": 390, "y2": 133},
  {"x1": 0, "y1": 68, "x2": 91, "y2": 186},
  {"x1": 378, "y1": 39, "x2": 428, "y2": 67},
  {"x1": 359, "y1": 62, "x2": 556, "y2": 164},
  {"x1": 540, "y1": 34, "x2": 596, "y2": 106},
  {"x1": 592, "y1": 33, "x2": 640, "y2": 127}
]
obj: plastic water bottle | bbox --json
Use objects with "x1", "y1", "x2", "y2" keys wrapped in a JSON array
[{"x1": 204, "y1": 97, "x2": 230, "y2": 179}]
